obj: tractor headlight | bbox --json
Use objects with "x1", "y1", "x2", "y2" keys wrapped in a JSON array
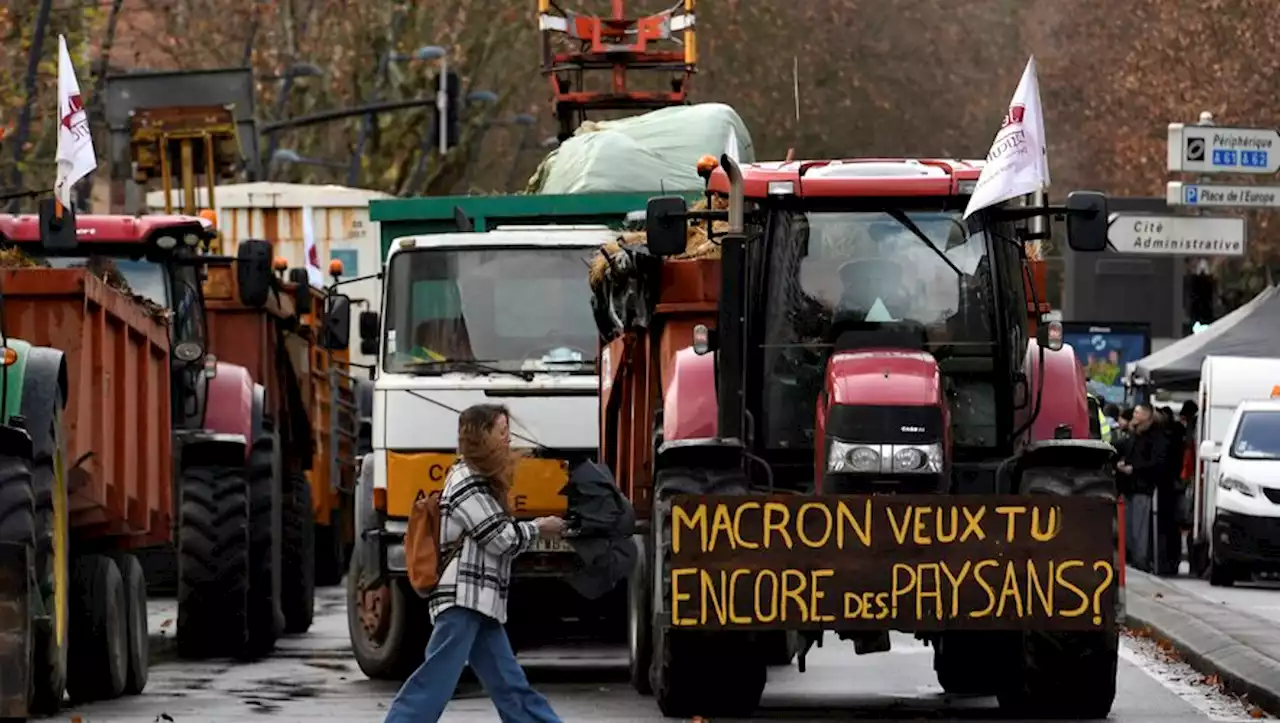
[{"x1": 827, "y1": 440, "x2": 943, "y2": 475}]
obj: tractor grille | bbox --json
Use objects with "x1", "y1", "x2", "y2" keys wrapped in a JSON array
[{"x1": 826, "y1": 404, "x2": 944, "y2": 445}]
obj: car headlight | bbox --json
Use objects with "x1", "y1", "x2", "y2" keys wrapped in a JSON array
[
  {"x1": 827, "y1": 440, "x2": 943, "y2": 475},
  {"x1": 1218, "y1": 476, "x2": 1256, "y2": 497}
]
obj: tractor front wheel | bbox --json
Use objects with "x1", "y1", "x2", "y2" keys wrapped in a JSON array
[{"x1": 177, "y1": 463, "x2": 250, "y2": 659}]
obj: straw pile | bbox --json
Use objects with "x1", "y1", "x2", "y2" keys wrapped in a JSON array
[
  {"x1": 588, "y1": 194, "x2": 729, "y2": 290},
  {"x1": 0, "y1": 247, "x2": 47, "y2": 269},
  {"x1": 0, "y1": 247, "x2": 168, "y2": 321}
]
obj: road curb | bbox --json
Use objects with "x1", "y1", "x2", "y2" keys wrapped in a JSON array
[{"x1": 1123, "y1": 568, "x2": 1280, "y2": 715}]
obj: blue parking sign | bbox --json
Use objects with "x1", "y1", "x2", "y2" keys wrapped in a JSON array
[{"x1": 1185, "y1": 186, "x2": 1199, "y2": 204}]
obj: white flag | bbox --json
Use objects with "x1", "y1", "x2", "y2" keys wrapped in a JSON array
[
  {"x1": 724, "y1": 127, "x2": 740, "y2": 162},
  {"x1": 963, "y1": 56, "x2": 1050, "y2": 219},
  {"x1": 54, "y1": 35, "x2": 96, "y2": 209},
  {"x1": 302, "y1": 204, "x2": 323, "y2": 287}
]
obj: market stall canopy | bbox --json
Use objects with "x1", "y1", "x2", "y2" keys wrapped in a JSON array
[{"x1": 1128, "y1": 284, "x2": 1280, "y2": 390}]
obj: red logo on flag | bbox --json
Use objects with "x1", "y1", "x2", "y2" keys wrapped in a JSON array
[{"x1": 61, "y1": 93, "x2": 89, "y2": 139}]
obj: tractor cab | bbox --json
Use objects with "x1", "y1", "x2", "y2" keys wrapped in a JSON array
[{"x1": 644, "y1": 156, "x2": 1108, "y2": 496}]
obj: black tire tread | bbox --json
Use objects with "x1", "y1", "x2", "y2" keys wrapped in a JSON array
[
  {"x1": 244, "y1": 439, "x2": 280, "y2": 658},
  {"x1": 115, "y1": 553, "x2": 149, "y2": 695},
  {"x1": 30, "y1": 412, "x2": 68, "y2": 714},
  {"x1": 346, "y1": 551, "x2": 432, "y2": 680},
  {"x1": 177, "y1": 464, "x2": 250, "y2": 659},
  {"x1": 281, "y1": 471, "x2": 316, "y2": 634},
  {"x1": 66, "y1": 554, "x2": 128, "y2": 703},
  {"x1": 997, "y1": 465, "x2": 1119, "y2": 719}
]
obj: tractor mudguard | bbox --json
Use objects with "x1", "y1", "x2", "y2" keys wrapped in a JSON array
[
  {"x1": 202, "y1": 361, "x2": 255, "y2": 459},
  {"x1": 661, "y1": 348, "x2": 718, "y2": 443},
  {"x1": 250, "y1": 383, "x2": 266, "y2": 444},
  {"x1": 179, "y1": 433, "x2": 249, "y2": 472},
  {"x1": 1015, "y1": 439, "x2": 1116, "y2": 477},
  {"x1": 0, "y1": 541, "x2": 32, "y2": 719},
  {"x1": 654, "y1": 437, "x2": 743, "y2": 474},
  {"x1": 1021, "y1": 341, "x2": 1092, "y2": 441},
  {"x1": 0, "y1": 339, "x2": 32, "y2": 425},
  {"x1": 18, "y1": 346, "x2": 68, "y2": 461}
]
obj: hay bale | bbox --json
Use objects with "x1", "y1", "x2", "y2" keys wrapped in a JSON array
[
  {"x1": 0, "y1": 247, "x2": 46, "y2": 269},
  {"x1": 588, "y1": 194, "x2": 729, "y2": 289}
]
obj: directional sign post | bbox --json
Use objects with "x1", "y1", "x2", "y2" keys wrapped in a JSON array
[
  {"x1": 1167, "y1": 124, "x2": 1280, "y2": 174},
  {"x1": 1108, "y1": 214, "x2": 1246, "y2": 257},
  {"x1": 1167, "y1": 182, "x2": 1280, "y2": 209}
]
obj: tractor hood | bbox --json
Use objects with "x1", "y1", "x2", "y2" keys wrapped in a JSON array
[{"x1": 825, "y1": 350, "x2": 942, "y2": 407}]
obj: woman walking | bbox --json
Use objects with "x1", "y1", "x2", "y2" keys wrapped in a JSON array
[{"x1": 384, "y1": 403, "x2": 565, "y2": 722}]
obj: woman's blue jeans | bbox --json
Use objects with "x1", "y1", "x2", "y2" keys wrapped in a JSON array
[{"x1": 383, "y1": 606, "x2": 562, "y2": 723}]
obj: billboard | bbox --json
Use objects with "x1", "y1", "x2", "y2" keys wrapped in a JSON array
[{"x1": 1062, "y1": 322, "x2": 1152, "y2": 405}]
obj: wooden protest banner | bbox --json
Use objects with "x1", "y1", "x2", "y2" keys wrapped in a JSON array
[{"x1": 666, "y1": 494, "x2": 1118, "y2": 631}]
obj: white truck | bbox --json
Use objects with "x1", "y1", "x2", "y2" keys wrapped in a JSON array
[
  {"x1": 347, "y1": 224, "x2": 618, "y2": 678},
  {"x1": 1190, "y1": 355, "x2": 1280, "y2": 585}
]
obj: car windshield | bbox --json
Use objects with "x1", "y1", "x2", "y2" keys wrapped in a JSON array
[
  {"x1": 1231, "y1": 410, "x2": 1280, "y2": 459},
  {"x1": 383, "y1": 246, "x2": 599, "y2": 375},
  {"x1": 40, "y1": 256, "x2": 169, "y2": 307}
]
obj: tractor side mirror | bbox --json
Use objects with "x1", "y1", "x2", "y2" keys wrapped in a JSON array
[
  {"x1": 645, "y1": 196, "x2": 689, "y2": 257},
  {"x1": 236, "y1": 239, "x2": 274, "y2": 308},
  {"x1": 39, "y1": 199, "x2": 78, "y2": 250},
  {"x1": 287, "y1": 268, "x2": 313, "y2": 314},
  {"x1": 359, "y1": 311, "x2": 380, "y2": 356},
  {"x1": 322, "y1": 294, "x2": 352, "y2": 350},
  {"x1": 1065, "y1": 190, "x2": 1109, "y2": 253}
]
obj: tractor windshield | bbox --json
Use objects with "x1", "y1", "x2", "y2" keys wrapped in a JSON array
[
  {"x1": 382, "y1": 246, "x2": 599, "y2": 375},
  {"x1": 759, "y1": 209, "x2": 1003, "y2": 450}
]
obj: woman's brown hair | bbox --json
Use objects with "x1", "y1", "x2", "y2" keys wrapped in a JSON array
[{"x1": 457, "y1": 403, "x2": 521, "y2": 511}]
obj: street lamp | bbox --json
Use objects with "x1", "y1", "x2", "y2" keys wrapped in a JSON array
[
  {"x1": 273, "y1": 148, "x2": 348, "y2": 170},
  {"x1": 264, "y1": 62, "x2": 326, "y2": 178},
  {"x1": 348, "y1": 45, "x2": 449, "y2": 187}
]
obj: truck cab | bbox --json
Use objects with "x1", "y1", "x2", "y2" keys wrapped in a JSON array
[{"x1": 349, "y1": 224, "x2": 618, "y2": 677}]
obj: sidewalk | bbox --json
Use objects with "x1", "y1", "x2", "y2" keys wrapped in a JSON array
[{"x1": 1125, "y1": 567, "x2": 1280, "y2": 713}]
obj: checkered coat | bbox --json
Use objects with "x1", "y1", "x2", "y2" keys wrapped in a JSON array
[{"x1": 426, "y1": 461, "x2": 538, "y2": 624}]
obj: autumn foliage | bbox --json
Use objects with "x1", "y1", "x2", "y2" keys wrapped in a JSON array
[{"x1": 2, "y1": 0, "x2": 1280, "y2": 271}]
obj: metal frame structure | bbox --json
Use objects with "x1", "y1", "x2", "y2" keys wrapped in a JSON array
[{"x1": 538, "y1": 0, "x2": 697, "y2": 140}]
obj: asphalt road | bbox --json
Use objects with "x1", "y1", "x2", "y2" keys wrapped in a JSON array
[
  {"x1": 1165, "y1": 567, "x2": 1280, "y2": 626},
  {"x1": 45, "y1": 586, "x2": 1273, "y2": 723}
]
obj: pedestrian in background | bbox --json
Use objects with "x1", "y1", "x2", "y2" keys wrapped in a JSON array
[
  {"x1": 1116, "y1": 404, "x2": 1167, "y2": 573},
  {"x1": 1103, "y1": 403, "x2": 1121, "y2": 441},
  {"x1": 384, "y1": 403, "x2": 565, "y2": 723},
  {"x1": 1157, "y1": 406, "x2": 1187, "y2": 576}
]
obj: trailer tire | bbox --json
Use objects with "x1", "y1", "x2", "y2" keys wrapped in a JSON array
[
  {"x1": 933, "y1": 632, "x2": 1004, "y2": 695},
  {"x1": 66, "y1": 555, "x2": 128, "y2": 703},
  {"x1": 650, "y1": 467, "x2": 766, "y2": 718},
  {"x1": 627, "y1": 535, "x2": 652, "y2": 695},
  {"x1": 347, "y1": 552, "x2": 431, "y2": 680},
  {"x1": 244, "y1": 438, "x2": 281, "y2": 659},
  {"x1": 177, "y1": 464, "x2": 250, "y2": 659},
  {"x1": 315, "y1": 512, "x2": 346, "y2": 587},
  {"x1": 113, "y1": 553, "x2": 148, "y2": 695},
  {"x1": 281, "y1": 471, "x2": 316, "y2": 634},
  {"x1": 997, "y1": 465, "x2": 1119, "y2": 719}
]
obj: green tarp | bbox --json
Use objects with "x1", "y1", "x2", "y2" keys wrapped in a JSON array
[{"x1": 528, "y1": 103, "x2": 755, "y2": 195}]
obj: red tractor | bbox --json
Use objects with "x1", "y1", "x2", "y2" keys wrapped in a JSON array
[{"x1": 594, "y1": 156, "x2": 1119, "y2": 718}]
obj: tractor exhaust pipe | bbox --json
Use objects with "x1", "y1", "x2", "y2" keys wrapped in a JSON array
[
  {"x1": 721, "y1": 153, "x2": 744, "y2": 233},
  {"x1": 715, "y1": 152, "x2": 746, "y2": 443}
]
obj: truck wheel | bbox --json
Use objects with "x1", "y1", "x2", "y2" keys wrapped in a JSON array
[
  {"x1": 66, "y1": 555, "x2": 128, "y2": 703},
  {"x1": 627, "y1": 534, "x2": 652, "y2": 695},
  {"x1": 114, "y1": 553, "x2": 148, "y2": 695},
  {"x1": 314, "y1": 511, "x2": 346, "y2": 587},
  {"x1": 347, "y1": 551, "x2": 431, "y2": 679},
  {"x1": 30, "y1": 408, "x2": 70, "y2": 715},
  {"x1": 998, "y1": 466, "x2": 1118, "y2": 719},
  {"x1": 244, "y1": 437, "x2": 281, "y2": 658},
  {"x1": 282, "y1": 471, "x2": 316, "y2": 634},
  {"x1": 178, "y1": 463, "x2": 250, "y2": 659},
  {"x1": 649, "y1": 467, "x2": 766, "y2": 718},
  {"x1": 0, "y1": 446, "x2": 44, "y2": 713}
]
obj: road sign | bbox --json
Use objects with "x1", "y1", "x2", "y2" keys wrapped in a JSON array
[
  {"x1": 1167, "y1": 124, "x2": 1280, "y2": 174},
  {"x1": 1167, "y1": 182, "x2": 1280, "y2": 209},
  {"x1": 1107, "y1": 214, "x2": 1246, "y2": 257}
]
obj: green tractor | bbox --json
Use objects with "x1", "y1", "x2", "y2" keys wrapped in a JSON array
[{"x1": 0, "y1": 330, "x2": 71, "y2": 719}]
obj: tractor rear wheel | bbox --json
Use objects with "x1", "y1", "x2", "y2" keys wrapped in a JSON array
[
  {"x1": 30, "y1": 407, "x2": 69, "y2": 715},
  {"x1": 244, "y1": 437, "x2": 281, "y2": 658},
  {"x1": 66, "y1": 554, "x2": 128, "y2": 703},
  {"x1": 177, "y1": 463, "x2": 250, "y2": 659},
  {"x1": 627, "y1": 535, "x2": 652, "y2": 695},
  {"x1": 933, "y1": 632, "x2": 1005, "y2": 696},
  {"x1": 649, "y1": 467, "x2": 766, "y2": 718},
  {"x1": 998, "y1": 465, "x2": 1119, "y2": 719},
  {"x1": 281, "y1": 471, "x2": 316, "y2": 634}
]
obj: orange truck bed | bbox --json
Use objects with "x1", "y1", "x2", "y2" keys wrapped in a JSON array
[{"x1": 0, "y1": 268, "x2": 173, "y2": 547}]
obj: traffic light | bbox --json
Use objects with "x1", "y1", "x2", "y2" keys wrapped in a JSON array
[
  {"x1": 1187, "y1": 272, "x2": 1215, "y2": 325},
  {"x1": 431, "y1": 69, "x2": 461, "y2": 152}
]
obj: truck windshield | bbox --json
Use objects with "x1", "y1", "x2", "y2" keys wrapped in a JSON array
[
  {"x1": 41, "y1": 256, "x2": 169, "y2": 306},
  {"x1": 383, "y1": 246, "x2": 598, "y2": 375},
  {"x1": 1231, "y1": 410, "x2": 1280, "y2": 459},
  {"x1": 759, "y1": 209, "x2": 1000, "y2": 449}
]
